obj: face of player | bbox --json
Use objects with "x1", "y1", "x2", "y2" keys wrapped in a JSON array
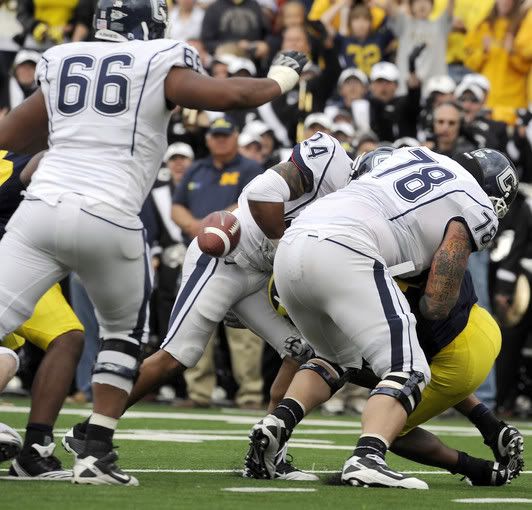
[
  {"x1": 207, "y1": 132, "x2": 239, "y2": 161},
  {"x1": 282, "y1": 27, "x2": 310, "y2": 54},
  {"x1": 370, "y1": 79, "x2": 397, "y2": 103},
  {"x1": 433, "y1": 104, "x2": 461, "y2": 148},
  {"x1": 350, "y1": 16, "x2": 371, "y2": 40},
  {"x1": 411, "y1": 0, "x2": 432, "y2": 20},
  {"x1": 239, "y1": 142, "x2": 263, "y2": 163},
  {"x1": 167, "y1": 155, "x2": 192, "y2": 184},
  {"x1": 340, "y1": 77, "x2": 367, "y2": 104},
  {"x1": 282, "y1": 2, "x2": 305, "y2": 28}
]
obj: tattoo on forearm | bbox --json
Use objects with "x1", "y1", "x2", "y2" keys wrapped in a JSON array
[
  {"x1": 420, "y1": 223, "x2": 472, "y2": 320},
  {"x1": 272, "y1": 161, "x2": 306, "y2": 201}
]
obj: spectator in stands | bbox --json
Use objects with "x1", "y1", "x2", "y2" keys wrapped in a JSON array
[
  {"x1": 429, "y1": 100, "x2": 476, "y2": 157},
  {"x1": 2, "y1": 50, "x2": 39, "y2": 112},
  {"x1": 417, "y1": 74, "x2": 456, "y2": 140},
  {"x1": 238, "y1": 131, "x2": 263, "y2": 162},
  {"x1": 171, "y1": 115, "x2": 265, "y2": 409},
  {"x1": 169, "y1": 0, "x2": 205, "y2": 41},
  {"x1": 513, "y1": 2, "x2": 532, "y2": 108},
  {"x1": 303, "y1": 111, "x2": 332, "y2": 138},
  {"x1": 355, "y1": 130, "x2": 379, "y2": 154},
  {"x1": 263, "y1": 24, "x2": 341, "y2": 144},
  {"x1": 351, "y1": 61, "x2": 421, "y2": 141},
  {"x1": 200, "y1": 0, "x2": 269, "y2": 60},
  {"x1": 454, "y1": 78, "x2": 508, "y2": 152},
  {"x1": 320, "y1": 1, "x2": 394, "y2": 74},
  {"x1": 242, "y1": 119, "x2": 282, "y2": 167},
  {"x1": 513, "y1": 107, "x2": 532, "y2": 183},
  {"x1": 463, "y1": 0, "x2": 531, "y2": 124},
  {"x1": 332, "y1": 121, "x2": 355, "y2": 144},
  {"x1": 386, "y1": 0, "x2": 454, "y2": 96}
]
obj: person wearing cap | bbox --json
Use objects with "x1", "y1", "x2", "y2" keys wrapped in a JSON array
[
  {"x1": 171, "y1": 114, "x2": 265, "y2": 409},
  {"x1": 325, "y1": 68, "x2": 368, "y2": 123},
  {"x1": 351, "y1": 60, "x2": 421, "y2": 142},
  {"x1": 332, "y1": 121, "x2": 355, "y2": 144},
  {"x1": 238, "y1": 132, "x2": 263, "y2": 163},
  {"x1": 2, "y1": 50, "x2": 40, "y2": 112},
  {"x1": 455, "y1": 78, "x2": 508, "y2": 152},
  {"x1": 303, "y1": 112, "x2": 332, "y2": 138},
  {"x1": 242, "y1": 119, "x2": 282, "y2": 168},
  {"x1": 417, "y1": 75, "x2": 456, "y2": 140}
]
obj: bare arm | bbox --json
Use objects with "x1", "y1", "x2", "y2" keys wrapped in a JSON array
[
  {"x1": 20, "y1": 150, "x2": 46, "y2": 186},
  {"x1": 248, "y1": 160, "x2": 307, "y2": 239},
  {"x1": 0, "y1": 90, "x2": 48, "y2": 154},
  {"x1": 419, "y1": 220, "x2": 472, "y2": 320},
  {"x1": 165, "y1": 68, "x2": 283, "y2": 111},
  {"x1": 172, "y1": 204, "x2": 202, "y2": 239}
]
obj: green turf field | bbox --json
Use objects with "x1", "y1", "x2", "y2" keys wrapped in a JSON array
[{"x1": 0, "y1": 398, "x2": 530, "y2": 510}]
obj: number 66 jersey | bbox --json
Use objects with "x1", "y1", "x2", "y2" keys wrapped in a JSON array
[
  {"x1": 27, "y1": 39, "x2": 203, "y2": 219},
  {"x1": 285, "y1": 146, "x2": 498, "y2": 276}
]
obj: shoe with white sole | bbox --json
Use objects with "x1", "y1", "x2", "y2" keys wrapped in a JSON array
[
  {"x1": 485, "y1": 423, "x2": 524, "y2": 477},
  {"x1": 341, "y1": 454, "x2": 428, "y2": 489},
  {"x1": 0, "y1": 423, "x2": 22, "y2": 463},
  {"x1": 62, "y1": 424, "x2": 86, "y2": 457},
  {"x1": 244, "y1": 415, "x2": 288, "y2": 479},
  {"x1": 9, "y1": 443, "x2": 72, "y2": 480},
  {"x1": 73, "y1": 441, "x2": 138, "y2": 486}
]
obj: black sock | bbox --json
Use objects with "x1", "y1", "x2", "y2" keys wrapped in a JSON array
[
  {"x1": 453, "y1": 451, "x2": 491, "y2": 481},
  {"x1": 23, "y1": 423, "x2": 53, "y2": 452},
  {"x1": 468, "y1": 403, "x2": 502, "y2": 444},
  {"x1": 75, "y1": 418, "x2": 90, "y2": 435},
  {"x1": 271, "y1": 398, "x2": 305, "y2": 433},
  {"x1": 84, "y1": 424, "x2": 114, "y2": 447},
  {"x1": 354, "y1": 435, "x2": 387, "y2": 460}
]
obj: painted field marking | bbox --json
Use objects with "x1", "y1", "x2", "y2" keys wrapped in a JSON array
[
  {"x1": 453, "y1": 499, "x2": 532, "y2": 504},
  {"x1": 222, "y1": 488, "x2": 316, "y2": 493}
]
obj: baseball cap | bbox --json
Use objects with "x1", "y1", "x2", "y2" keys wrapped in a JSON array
[
  {"x1": 164, "y1": 142, "x2": 194, "y2": 161},
  {"x1": 332, "y1": 122, "x2": 355, "y2": 138},
  {"x1": 243, "y1": 120, "x2": 273, "y2": 137},
  {"x1": 425, "y1": 75, "x2": 456, "y2": 97},
  {"x1": 303, "y1": 112, "x2": 332, "y2": 131},
  {"x1": 370, "y1": 62, "x2": 400, "y2": 83},
  {"x1": 461, "y1": 73, "x2": 490, "y2": 93},
  {"x1": 338, "y1": 68, "x2": 369, "y2": 87},
  {"x1": 455, "y1": 81, "x2": 485, "y2": 103},
  {"x1": 13, "y1": 49, "x2": 40, "y2": 67},
  {"x1": 208, "y1": 115, "x2": 238, "y2": 135},
  {"x1": 238, "y1": 132, "x2": 262, "y2": 147},
  {"x1": 228, "y1": 57, "x2": 257, "y2": 77}
]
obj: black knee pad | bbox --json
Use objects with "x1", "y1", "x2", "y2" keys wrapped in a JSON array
[
  {"x1": 369, "y1": 371, "x2": 426, "y2": 415},
  {"x1": 92, "y1": 338, "x2": 142, "y2": 388},
  {"x1": 299, "y1": 357, "x2": 349, "y2": 394}
]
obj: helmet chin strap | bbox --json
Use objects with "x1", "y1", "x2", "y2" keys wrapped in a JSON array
[{"x1": 490, "y1": 196, "x2": 508, "y2": 218}]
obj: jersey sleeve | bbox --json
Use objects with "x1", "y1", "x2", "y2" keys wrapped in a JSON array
[
  {"x1": 460, "y1": 203, "x2": 499, "y2": 252},
  {"x1": 164, "y1": 42, "x2": 206, "y2": 75}
]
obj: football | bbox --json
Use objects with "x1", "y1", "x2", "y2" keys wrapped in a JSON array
[{"x1": 197, "y1": 210, "x2": 241, "y2": 258}]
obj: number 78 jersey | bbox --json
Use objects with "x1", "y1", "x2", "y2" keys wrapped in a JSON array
[
  {"x1": 29, "y1": 39, "x2": 203, "y2": 216},
  {"x1": 289, "y1": 147, "x2": 498, "y2": 275}
]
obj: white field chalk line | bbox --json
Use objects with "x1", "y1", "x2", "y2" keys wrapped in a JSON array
[
  {"x1": 222, "y1": 488, "x2": 316, "y2": 493},
  {"x1": 1, "y1": 406, "x2": 531, "y2": 435},
  {"x1": 453, "y1": 499, "x2": 532, "y2": 504}
]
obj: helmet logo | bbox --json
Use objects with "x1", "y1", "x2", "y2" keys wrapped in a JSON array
[
  {"x1": 110, "y1": 9, "x2": 127, "y2": 20},
  {"x1": 497, "y1": 166, "x2": 517, "y2": 199}
]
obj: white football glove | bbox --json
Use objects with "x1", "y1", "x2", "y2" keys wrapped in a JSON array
[
  {"x1": 267, "y1": 51, "x2": 309, "y2": 94},
  {"x1": 284, "y1": 336, "x2": 315, "y2": 363}
]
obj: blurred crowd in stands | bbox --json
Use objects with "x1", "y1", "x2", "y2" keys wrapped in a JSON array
[{"x1": 1, "y1": 0, "x2": 532, "y2": 418}]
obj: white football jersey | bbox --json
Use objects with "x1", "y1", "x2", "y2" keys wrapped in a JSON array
[
  {"x1": 285, "y1": 147, "x2": 498, "y2": 276},
  {"x1": 232, "y1": 132, "x2": 353, "y2": 271},
  {"x1": 28, "y1": 39, "x2": 203, "y2": 221}
]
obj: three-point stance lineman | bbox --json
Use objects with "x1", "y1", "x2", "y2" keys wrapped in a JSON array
[
  {"x1": 0, "y1": 0, "x2": 307, "y2": 485},
  {"x1": 247, "y1": 147, "x2": 518, "y2": 489}
]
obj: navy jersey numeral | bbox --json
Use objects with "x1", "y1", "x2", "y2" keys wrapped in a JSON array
[
  {"x1": 57, "y1": 54, "x2": 134, "y2": 116},
  {"x1": 394, "y1": 166, "x2": 455, "y2": 202}
]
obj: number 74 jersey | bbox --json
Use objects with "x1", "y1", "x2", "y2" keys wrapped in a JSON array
[
  {"x1": 288, "y1": 146, "x2": 498, "y2": 276},
  {"x1": 29, "y1": 39, "x2": 203, "y2": 217}
]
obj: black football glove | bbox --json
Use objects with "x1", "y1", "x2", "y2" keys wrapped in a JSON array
[{"x1": 268, "y1": 51, "x2": 309, "y2": 93}]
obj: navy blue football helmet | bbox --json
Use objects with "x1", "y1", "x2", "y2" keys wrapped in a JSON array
[
  {"x1": 350, "y1": 146, "x2": 394, "y2": 181},
  {"x1": 93, "y1": 0, "x2": 168, "y2": 42},
  {"x1": 458, "y1": 148, "x2": 519, "y2": 218}
]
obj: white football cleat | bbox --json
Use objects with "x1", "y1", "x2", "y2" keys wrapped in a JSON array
[
  {"x1": 274, "y1": 443, "x2": 319, "y2": 481},
  {"x1": 244, "y1": 415, "x2": 287, "y2": 479},
  {"x1": 0, "y1": 423, "x2": 22, "y2": 463},
  {"x1": 341, "y1": 454, "x2": 428, "y2": 489},
  {"x1": 73, "y1": 450, "x2": 138, "y2": 486}
]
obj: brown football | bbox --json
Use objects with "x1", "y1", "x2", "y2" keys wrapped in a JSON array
[{"x1": 197, "y1": 210, "x2": 241, "y2": 258}]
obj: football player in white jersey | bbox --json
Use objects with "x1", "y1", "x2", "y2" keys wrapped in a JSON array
[
  {"x1": 246, "y1": 148, "x2": 519, "y2": 489},
  {"x1": 0, "y1": 0, "x2": 308, "y2": 485},
  {"x1": 63, "y1": 132, "x2": 356, "y2": 480}
]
